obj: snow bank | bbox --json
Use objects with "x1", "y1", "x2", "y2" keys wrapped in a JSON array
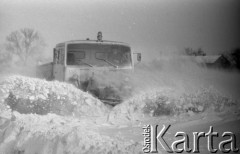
[
  {"x1": 0, "y1": 74, "x2": 239, "y2": 153},
  {"x1": 0, "y1": 75, "x2": 109, "y2": 117},
  {"x1": 108, "y1": 87, "x2": 240, "y2": 124},
  {"x1": 0, "y1": 75, "x2": 141, "y2": 154},
  {"x1": 0, "y1": 112, "x2": 142, "y2": 154}
]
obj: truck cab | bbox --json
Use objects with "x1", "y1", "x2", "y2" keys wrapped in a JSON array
[{"x1": 37, "y1": 32, "x2": 141, "y2": 105}]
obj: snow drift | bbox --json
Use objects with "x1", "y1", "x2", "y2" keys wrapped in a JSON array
[
  {"x1": 108, "y1": 87, "x2": 240, "y2": 124},
  {"x1": 0, "y1": 75, "x2": 109, "y2": 117},
  {"x1": 0, "y1": 75, "x2": 142, "y2": 154},
  {"x1": 0, "y1": 112, "x2": 142, "y2": 154}
]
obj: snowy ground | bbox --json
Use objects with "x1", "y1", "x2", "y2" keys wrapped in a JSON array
[{"x1": 0, "y1": 75, "x2": 240, "y2": 154}]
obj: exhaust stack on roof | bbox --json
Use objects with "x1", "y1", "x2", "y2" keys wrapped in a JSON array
[{"x1": 97, "y1": 31, "x2": 103, "y2": 42}]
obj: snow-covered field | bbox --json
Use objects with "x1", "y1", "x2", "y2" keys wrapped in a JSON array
[{"x1": 0, "y1": 59, "x2": 240, "y2": 154}]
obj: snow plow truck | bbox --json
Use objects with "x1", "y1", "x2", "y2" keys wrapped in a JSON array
[{"x1": 36, "y1": 32, "x2": 141, "y2": 105}]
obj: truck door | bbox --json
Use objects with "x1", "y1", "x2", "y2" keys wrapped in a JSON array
[{"x1": 53, "y1": 48, "x2": 65, "y2": 81}]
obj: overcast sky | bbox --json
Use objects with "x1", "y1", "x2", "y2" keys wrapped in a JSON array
[{"x1": 0, "y1": 0, "x2": 240, "y2": 60}]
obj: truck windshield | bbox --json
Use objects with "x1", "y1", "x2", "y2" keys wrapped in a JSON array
[{"x1": 67, "y1": 43, "x2": 132, "y2": 68}]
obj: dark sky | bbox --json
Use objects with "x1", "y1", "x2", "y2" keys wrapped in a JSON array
[{"x1": 1, "y1": 0, "x2": 240, "y2": 60}]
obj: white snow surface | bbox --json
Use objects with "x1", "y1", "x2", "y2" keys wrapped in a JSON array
[
  {"x1": 0, "y1": 112, "x2": 142, "y2": 154},
  {"x1": 0, "y1": 75, "x2": 109, "y2": 117},
  {"x1": 0, "y1": 75, "x2": 239, "y2": 154},
  {"x1": 0, "y1": 75, "x2": 142, "y2": 154},
  {"x1": 108, "y1": 87, "x2": 240, "y2": 124}
]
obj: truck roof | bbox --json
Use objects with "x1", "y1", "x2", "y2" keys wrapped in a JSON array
[{"x1": 56, "y1": 40, "x2": 131, "y2": 48}]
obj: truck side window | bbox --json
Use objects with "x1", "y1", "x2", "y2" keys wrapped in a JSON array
[
  {"x1": 53, "y1": 49, "x2": 59, "y2": 64},
  {"x1": 59, "y1": 49, "x2": 64, "y2": 64},
  {"x1": 54, "y1": 48, "x2": 65, "y2": 65}
]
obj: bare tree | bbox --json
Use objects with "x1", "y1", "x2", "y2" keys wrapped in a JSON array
[{"x1": 5, "y1": 28, "x2": 45, "y2": 65}]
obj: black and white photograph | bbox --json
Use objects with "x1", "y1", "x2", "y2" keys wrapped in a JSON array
[{"x1": 0, "y1": 0, "x2": 240, "y2": 153}]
